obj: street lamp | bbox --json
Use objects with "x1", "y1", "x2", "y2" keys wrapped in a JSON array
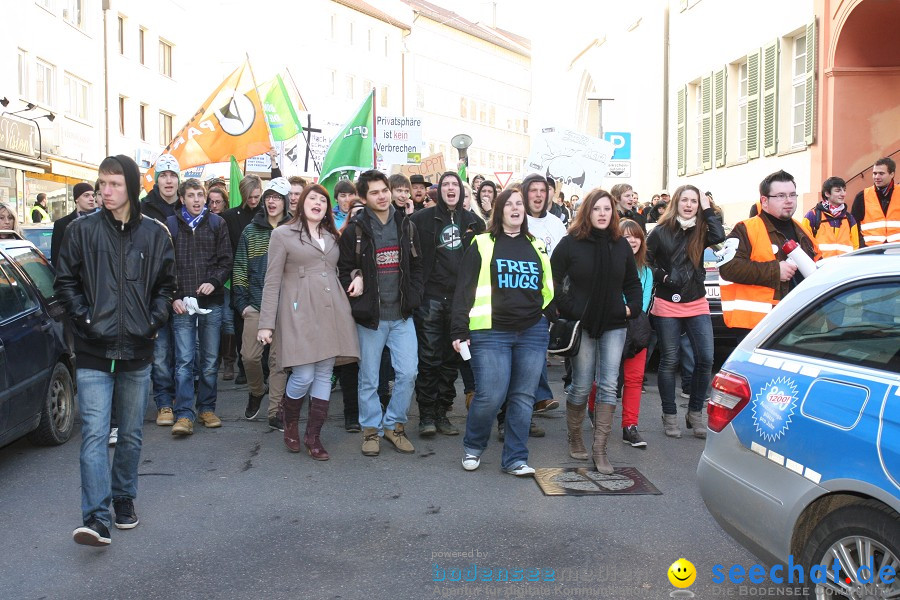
[{"x1": 586, "y1": 94, "x2": 614, "y2": 139}]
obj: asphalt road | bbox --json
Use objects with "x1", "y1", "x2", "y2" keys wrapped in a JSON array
[{"x1": 0, "y1": 357, "x2": 778, "y2": 600}]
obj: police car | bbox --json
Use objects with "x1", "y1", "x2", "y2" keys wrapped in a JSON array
[{"x1": 697, "y1": 244, "x2": 899, "y2": 599}]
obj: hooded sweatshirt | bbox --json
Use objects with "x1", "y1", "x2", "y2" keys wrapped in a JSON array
[
  {"x1": 140, "y1": 184, "x2": 179, "y2": 223},
  {"x1": 409, "y1": 171, "x2": 485, "y2": 297},
  {"x1": 523, "y1": 173, "x2": 567, "y2": 256},
  {"x1": 54, "y1": 155, "x2": 177, "y2": 369}
]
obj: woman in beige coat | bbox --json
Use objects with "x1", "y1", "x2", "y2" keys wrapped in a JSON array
[{"x1": 258, "y1": 184, "x2": 360, "y2": 460}]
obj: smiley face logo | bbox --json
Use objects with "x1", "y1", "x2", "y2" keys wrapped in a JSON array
[{"x1": 668, "y1": 559, "x2": 696, "y2": 588}]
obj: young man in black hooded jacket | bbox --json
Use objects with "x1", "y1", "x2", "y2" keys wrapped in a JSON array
[
  {"x1": 409, "y1": 171, "x2": 485, "y2": 437},
  {"x1": 56, "y1": 155, "x2": 176, "y2": 546}
]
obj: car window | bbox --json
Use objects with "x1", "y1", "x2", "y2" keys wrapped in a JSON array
[
  {"x1": 768, "y1": 281, "x2": 900, "y2": 373},
  {"x1": 6, "y1": 246, "x2": 56, "y2": 303},
  {"x1": 22, "y1": 227, "x2": 53, "y2": 261},
  {"x1": 0, "y1": 257, "x2": 39, "y2": 321}
]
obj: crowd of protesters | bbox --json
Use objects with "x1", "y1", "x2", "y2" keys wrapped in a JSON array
[{"x1": 31, "y1": 149, "x2": 896, "y2": 546}]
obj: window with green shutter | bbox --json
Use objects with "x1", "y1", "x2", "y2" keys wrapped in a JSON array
[
  {"x1": 747, "y1": 50, "x2": 761, "y2": 159},
  {"x1": 677, "y1": 86, "x2": 686, "y2": 176},
  {"x1": 805, "y1": 19, "x2": 817, "y2": 146},
  {"x1": 701, "y1": 74, "x2": 712, "y2": 170},
  {"x1": 714, "y1": 68, "x2": 726, "y2": 167},
  {"x1": 762, "y1": 39, "x2": 779, "y2": 156}
]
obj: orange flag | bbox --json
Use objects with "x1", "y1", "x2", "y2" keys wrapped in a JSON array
[{"x1": 142, "y1": 60, "x2": 271, "y2": 190}]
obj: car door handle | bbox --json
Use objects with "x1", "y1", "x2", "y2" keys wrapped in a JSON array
[{"x1": 40, "y1": 321, "x2": 53, "y2": 332}]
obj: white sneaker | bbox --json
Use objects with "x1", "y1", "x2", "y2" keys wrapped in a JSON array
[
  {"x1": 462, "y1": 454, "x2": 480, "y2": 471},
  {"x1": 680, "y1": 391, "x2": 691, "y2": 399},
  {"x1": 108, "y1": 428, "x2": 118, "y2": 447},
  {"x1": 505, "y1": 464, "x2": 536, "y2": 476}
]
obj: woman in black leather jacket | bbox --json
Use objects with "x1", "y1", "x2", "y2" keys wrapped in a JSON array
[{"x1": 646, "y1": 185, "x2": 725, "y2": 439}]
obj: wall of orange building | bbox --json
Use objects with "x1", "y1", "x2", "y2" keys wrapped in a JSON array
[{"x1": 812, "y1": 0, "x2": 900, "y2": 202}]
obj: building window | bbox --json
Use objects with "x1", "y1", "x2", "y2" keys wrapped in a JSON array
[
  {"x1": 694, "y1": 83, "x2": 703, "y2": 170},
  {"x1": 380, "y1": 86, "x2": 388, "y2": 108},
  {"x1": 159, "y1": 40, "x2": 172, "y2": 77},
  {"x1": 64, "y1": 74, "x2": 90, "y2": 120},
  {"x1": 118, "y1": 96, "x2": 126, "y2": 135},
  {"x1": 117, "y1": 16, "x2": 125, "y2": 54},
  {"x1": 138, "y1": 28, "x2": 146, "y2": 65},
  {"x1": 363, "y1": 79, "x2": 372, "y2": 96},
  {"x1": 384, "y1": 36, "x2": 389, "y2": 58},
  {"x1": 349, "y1": 22, "x2": 354, "y2": 45},
  {"x1": 738, "y1": 61, "x2": 749, "y2": 160},
  {"x1": 791, "y1": 34, "x2": 807, "y2": 148},
  {"x1": 17, "y1": 50, "x2": 28, "y2": 97},
  {"x1": 159, "y1": 111, "x2": 173, "y2": 146},
  {"x1": 139, "y1": 103, "x2": 147, "y2": 141},
  {"x1": 469, "y1": 100, "x2": 476, "y2": 120},
  {"x1": 34, "y1": 59, "x2": 55, "y2": 107},
  {"x1": 36, "y1": 0, "x2": 53, "y2": 10},
  {"x1": 346, "y1": 75, "x2": 354, "y2": 100},
  {"x1": 63, "y1": 0, "x2": 84, "y2": 28},
  {"x1": 523, "y1": 119, "x2": 528, "y2": 134},
  {"x1": 330, "y1": 70, "x2": 336, "y2": 95},
  {"x1": 330, "y1": 15, "x2": 336, "y2": 40},
  {"x1": 489, "y1": 106, "x2": 496, "y2": 126},
  {"x1": 460, "y1": 97, "x2": 467, "y2": 119},
  {"x1": 368, "y1": 29, "x2": 372, "y2": 52},
  {"x1": 416, "y1": 85, "x2": 425, "y2": 109},
  {"x1": 479, "y1": 103, "x2": 486, "y2": 123}
]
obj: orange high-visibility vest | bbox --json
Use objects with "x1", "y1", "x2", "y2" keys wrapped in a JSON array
[
  {"x1": 801, "y1": 209, "x2": 859, "y2": 258},
  {"x1": 860, "y1": 186, "x2": 900, "y2": 244},
  {"x1": 721, "y1": 216, "x2": 779, "y2": 330}
]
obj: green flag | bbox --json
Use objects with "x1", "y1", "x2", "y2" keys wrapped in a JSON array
[
  {"x1": 457, "y1": 160, "x2": 467, "y2": 184},
  {"x1": 261, "y1": 75, "x2": 302, "y2": 142},
  {"x1": 318, "y1": 92, "x2": 375, "y2": 200},
  {"x1": 229, "y1": 156, "x2": 243, "y2": 208}
]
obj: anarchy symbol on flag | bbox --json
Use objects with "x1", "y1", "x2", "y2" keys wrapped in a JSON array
[{"x1": 215, "y1": 93, "x2": 256, "y2": 137}]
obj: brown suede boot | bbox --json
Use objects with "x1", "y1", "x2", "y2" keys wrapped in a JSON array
[
  {"x1": 566, "y1": 402, "x2": 589, "y2": 460},
  {"x1": 304, "y1": 398, "x2": 330, "y2": 461},
  {"x1": 282, "y1": 395, "x2": 305, "y2": 453},
  {"x1": 592, "y1": 404, "x2": 616, "y2": 474},
  {"x1": 221, "y1": 333, "x2": 236, "y2": 381}
]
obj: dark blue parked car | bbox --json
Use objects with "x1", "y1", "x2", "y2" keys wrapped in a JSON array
[{"x1": 0, "y1": 233, "x2": 75, "y2": 447}]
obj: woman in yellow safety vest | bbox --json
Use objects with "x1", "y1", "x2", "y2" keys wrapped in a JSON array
[{"x1": 451, "y1": 188, "x2": 553, "y2": 477}]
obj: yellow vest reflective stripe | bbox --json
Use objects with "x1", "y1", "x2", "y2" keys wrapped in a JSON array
[
  {"x1": 33, "y1": 205, "x2": 50, "y2": 223},
  {"x1": 861, "y1": 186, "x2": 900, "y2": 244},
  {"x1": 468, "y1": 233, "x2": 554, "y2": 331},
  {"x1": 720, "y1": 216, "x2": 778, "y2": 330}
]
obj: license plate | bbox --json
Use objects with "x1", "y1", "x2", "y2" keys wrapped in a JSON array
[{"x1": 706, "y1": 285, "x2": 720, "y2": 298}]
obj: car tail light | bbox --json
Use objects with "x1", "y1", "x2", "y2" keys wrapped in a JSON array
[{"x1": 708, "y1": 370, "x2": 751, "y2": 432}]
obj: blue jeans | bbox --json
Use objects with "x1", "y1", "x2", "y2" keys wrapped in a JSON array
[
  {"x1": 655, "y1": 314, "x2": 714, "y2": 414},
  {"x1": 172, "y1": 305, "x2": 223, "y2": 420},
  {"x1": 151, "y1": 320, "x2": 174, "y2": 410},
  {"x1": 76, "y1": 365, "x2": 151, "y2": 528},
  {"x1": 221, "y1": 288, "x2": 235, "y2": 336},
  {"x1": 357, "y1": 319, "x2": 418, "y2": 433},
  {"x1": 534, "y1": 363, "x2": 553, "y2": 403},
  {"x1": 463, "y1": 319, "x2": 549, "y2": 471},
  {"x1": 566, "y1": 328, "x2": 627, "y2": 407}
]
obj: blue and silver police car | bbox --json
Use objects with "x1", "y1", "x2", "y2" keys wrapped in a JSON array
[{"x1": 697, "y1": 244, "x2": 899, "y2": 600}]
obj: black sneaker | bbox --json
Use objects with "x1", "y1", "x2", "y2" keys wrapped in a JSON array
[
  {"x1": 113, "y1": 498, "x2": 139, "y2": 529},
  {"x1": 418, "y1": 418, "x2": 437, "y2": 437},
  {"x1": 529, "y1": 419, "x2": 545, "y2": 438},
  {"x1": 435, "y1": 414, "x2": 459, "y2": 436},
  {"x1": 73, "y1": 517, "x2": 111, "y2": 546},
  {"x1": 623, "y1": 425, "x2": 647, "y2": 448},
  {"x1": 268, "y1": 414, "x2": 284, "y2": 432},
  {"x1": 244, "y1": 389, "x2": 266, "y2": 420}
]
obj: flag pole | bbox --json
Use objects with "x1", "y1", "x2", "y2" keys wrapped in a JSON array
[
  {"x1": 370, "y1": 88, "x2": 377, "y2": 169},
  {"x1": 284, "y1": 67, "x2": 321, "y2": 175},
  {"x1": 244, "y1": 53, "x2": 276, "y2": 159}
]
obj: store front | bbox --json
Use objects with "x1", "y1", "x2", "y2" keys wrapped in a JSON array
[{"x1": 0, "y1": 114, "x2": 52, "y2": 225}]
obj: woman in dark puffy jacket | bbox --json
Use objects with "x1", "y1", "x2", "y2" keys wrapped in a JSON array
[{"x1": 646, "y1": 185, "x2": 725, "y2": 439}]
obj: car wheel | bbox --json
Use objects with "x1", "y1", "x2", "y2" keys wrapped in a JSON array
[
  {"x1": 26, "y1": 362, "x2": 75, "y2": 446},
  {"x1": 799, "y1": 500, "x2": 900, "y2": 599}
]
